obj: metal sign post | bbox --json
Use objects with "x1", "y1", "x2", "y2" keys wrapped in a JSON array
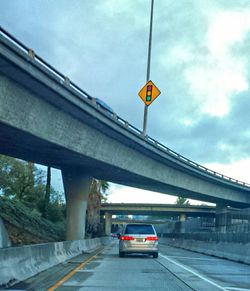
[{"x1": 143, "y1": 0, "x2": 154, "y2": 136}]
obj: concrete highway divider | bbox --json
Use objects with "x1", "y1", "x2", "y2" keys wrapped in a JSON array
[
  {"x1": 0, "y1": 237, "x2": 111, "y2": 288},
  {"x1": 0, "y1": 218, "x2": 11, "y2": 248},
  {"x1": 160, "y1": 237, "x2": 250, "y2": 265}
]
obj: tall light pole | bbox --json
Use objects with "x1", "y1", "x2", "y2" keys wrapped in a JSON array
[{"x1": 143, "y1": 0, "x2": 154, "y2": 136}]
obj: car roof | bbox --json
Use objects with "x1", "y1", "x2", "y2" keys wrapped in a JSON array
[{"x1": 95, "y1": 97, "x2": 114, "y2": 113}]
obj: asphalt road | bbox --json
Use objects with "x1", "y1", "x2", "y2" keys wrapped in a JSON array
[{"x1": 7, "y1": 240, "x2": 250, "y2": 290}]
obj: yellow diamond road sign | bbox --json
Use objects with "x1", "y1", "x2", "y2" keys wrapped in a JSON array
[{"x1": 138, "y1": 80, "x2": 161, "y2": 106}]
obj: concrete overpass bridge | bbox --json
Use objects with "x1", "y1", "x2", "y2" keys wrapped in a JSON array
[
  {"x1": 100, "y1": 203, "x2": 216, "y2": 234},
  {"x1": 111, "y1": 218, "x2": 168, "y2": 224},
  {"x1": 1, "y1": 27, "x2": 250, "y2": 241},
  {"x1": 100, "y1": 203, "x2": 216, "y2": 217}
]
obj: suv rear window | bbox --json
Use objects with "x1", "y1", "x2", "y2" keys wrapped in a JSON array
[{"x1": 125, "y1": 224, "x2": 155, "y2": 235}]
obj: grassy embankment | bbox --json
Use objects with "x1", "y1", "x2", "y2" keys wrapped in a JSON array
[{"x1": 0, "y1": 196, "x2": 65, "y2": 246}]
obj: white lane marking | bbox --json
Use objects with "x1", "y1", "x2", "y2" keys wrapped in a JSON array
[
  {"x1": 225, "y1": 288, "x2": 250, "y2": 291},
  {"x1": 159, "y1": 254, "x2": 227, "y2": 291},
  {"x1": 166, "y1": 256, "x2": 216, "y2": 261}
]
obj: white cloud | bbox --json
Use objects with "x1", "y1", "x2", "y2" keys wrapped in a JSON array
[
  {"x1": 159, "y1": 7, "x2": 250, "y2": 118},
  {"x1": 107, "y1": 184, "x2": 211, "y2": 205},
  {"x1": 204, "y1": 158, "x2": 250, "y2": 185},
  {"x1": 186, "y1": 56, "x2": 248, "y2": 116},
  {"x1": 182, "y1": 119, "x2": 193, "y2": 126},
  {"x1": 97, "y1": 0, "x2": 148, "y2": 27},
  {"x1": 208, "y1": 10, "x2": 250, "y2": 56},
  {"x1": 107, "y1": 184, "x2": 177, "y2": 204}
]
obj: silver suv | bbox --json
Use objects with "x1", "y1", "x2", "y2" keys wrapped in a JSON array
[{"x1": 119, "y1": 224, "x2": 158, "y2": 258}]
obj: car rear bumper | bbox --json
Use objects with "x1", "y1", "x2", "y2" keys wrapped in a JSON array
[
  {"x1": 119, "y1": 245, "x2": 158, "y2": 253},
  {"x1": 121, "y1": 248, "x2": 158, "y2": 253}
]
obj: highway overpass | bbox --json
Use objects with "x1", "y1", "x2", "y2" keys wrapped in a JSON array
[
  {"x1": 1, "y1": 27, "x2": 250, "y2": 240},
  {"x1": 100, "y1": 203, "x2": 216, "y2": 217},
  {"x1": 101, "y1": 203, "x2": 216, "y2": 235}
]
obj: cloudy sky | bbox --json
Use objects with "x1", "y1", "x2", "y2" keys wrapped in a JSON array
[{"x1": 1, "y1": 0, "x2": 250, "y2": 204}]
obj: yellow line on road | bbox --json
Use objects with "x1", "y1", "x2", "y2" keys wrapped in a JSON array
[{"x1": 47, "y1": 248, "x2": 103, "y2": 291}]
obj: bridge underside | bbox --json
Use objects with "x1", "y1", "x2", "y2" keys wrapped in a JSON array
[{"x1": 0, "y1": 119, "x2": 248, "y2": 208}]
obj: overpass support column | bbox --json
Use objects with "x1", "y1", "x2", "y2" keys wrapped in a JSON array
[
  {"x1": 180, "y1": 213, "x2": 187, "y2": 233},
  {"x1": 216, "y1": 204, "x2": 229, "y2": 233},
  {"x1": 180, "y1": 213, "x2": 187, "y2": 222},
  {"x1": 105, "y1": 212, "x2": 112, "y2": 236},
  {"x1": 62, "y1": 168, "x2": 92, "y2": 241}
]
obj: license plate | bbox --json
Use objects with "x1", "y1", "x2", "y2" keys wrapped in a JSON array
[{"x1": 136, "y1": 238, "x2": 144, "y2": 242}]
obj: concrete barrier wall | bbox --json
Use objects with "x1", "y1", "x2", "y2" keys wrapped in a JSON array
[
  {"x1": 0, "y1": 218, "x2": 11, "y2": 248},
  {"x1": 161, "y1": 232, "x2": 250, "y2": 243},
  {"x1": 0, "y1": 237, "x2": 110, "y2": 288},
  {"x1": 160, "y1": 237, "x2": 250, "y2": 265}
]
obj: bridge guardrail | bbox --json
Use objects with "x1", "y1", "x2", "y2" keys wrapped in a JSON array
[{"x1": 1, "y1": 26, "x2": 250, "y2": 189}]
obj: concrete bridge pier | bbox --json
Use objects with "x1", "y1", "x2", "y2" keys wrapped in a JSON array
[
  {"x1": 216, "y1": 204, "x2": 230, "y2": 233},
  {"x1": 62, "y1": 168, "x2": 92, "y2": 240},
  {"x1": 180, "y1": 213, "x2": 187, "y2": 222},
  {"x1": 105, "y1": 212, "x2": 112, "y2": 235},
  {"x1": 179, "y1": 213, "x2": 187, "y2": 233}
]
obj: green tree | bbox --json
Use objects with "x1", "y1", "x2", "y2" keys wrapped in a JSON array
[
  {"x1": 0, "y1": 155, "x2": 66, "y2": 223},
  {"x1": 46, "y1": 188, "x2": 66, "y2": 222},
  {"x1": 100, "y1": 180, "x2": 109, "y2": 202},
  {"x1": 0, "y1": 155, "x2": 45, "y2": 208},
  {"x1": 86, "y1": 179, "x2": 109, "y2": 237},
  {"x1": 175, "y1": 196, "x2": 190, "y2": 205},
  {"x1": 28, "y1": 162, "x2": 35, "y2": 190},
  {"x1": 41, "y1": 166, "x2": 51, "y2": 218}
]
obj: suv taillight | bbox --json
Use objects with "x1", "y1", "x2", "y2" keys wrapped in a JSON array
[
  {"x1": 146, "y1": 236, "x2": 158, "y2": 241},
  {"x1": 120, "y1": 235, "x2": 135, "y2": 241}
]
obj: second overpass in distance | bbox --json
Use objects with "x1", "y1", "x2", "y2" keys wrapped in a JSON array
[
  {"x1": 101, "y1": 203, "x2": 216, "y2": 235},
  {"x1": 100, "y1": 203, "x2": 216, "y2": 217}
]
